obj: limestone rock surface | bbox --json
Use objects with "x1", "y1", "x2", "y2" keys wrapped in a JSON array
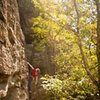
[{"x1": 0, "y1": 0, "x2": 28, "y2": 100}]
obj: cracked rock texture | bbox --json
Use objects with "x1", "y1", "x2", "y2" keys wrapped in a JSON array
[{"x1": 0, "y1": 0, "x2": 28, "y2": 100}]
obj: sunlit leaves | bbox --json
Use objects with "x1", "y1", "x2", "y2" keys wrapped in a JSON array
[
  {"x1": 41, "y1": 72, "x2": 98, "y2": 99},
  {"x1": 31, "y1": 0, "x2": 98, "y2": 99}
]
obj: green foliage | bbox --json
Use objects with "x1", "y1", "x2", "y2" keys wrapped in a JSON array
[
  {"x1": 41, "y1": 75, "x2": 62, "y2": 92},
  {"x1": 41, "y1": 75, "x2": 64, "y2": 99},
  {"x1": 41, "y1": 74, "x2": 98, "y2": 100},
  {"x1": 30, "y1": 0, "x2": 99, "y2": 99}
]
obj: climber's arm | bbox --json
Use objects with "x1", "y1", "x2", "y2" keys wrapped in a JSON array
[{"x1": 27, "y1": 62, "x2": 34, "y2": 70}]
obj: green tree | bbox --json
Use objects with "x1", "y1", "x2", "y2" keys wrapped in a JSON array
[
  {"x1": 31, "y1": 0, "x2": 99, "y2": 99},
  {"x1": 95, "y1": 0, "x2": 100, "y2": 97}
]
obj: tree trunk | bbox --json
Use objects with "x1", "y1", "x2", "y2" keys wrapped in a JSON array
[
  {"x1": 95, "y1": 0, "x2": 100, "y2": 97},
  {"x1": 73, "y1": 0, "x2": 99, "y2": 87}
]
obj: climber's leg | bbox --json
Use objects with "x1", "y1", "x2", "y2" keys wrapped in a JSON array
[{"x1": 28, "y1": 77, "x2": 32, "y2": 93}]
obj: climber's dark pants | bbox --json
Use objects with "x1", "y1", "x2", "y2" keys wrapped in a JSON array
[{"x1": 28, "y1": 77, "x2": 32, "y2": 91}]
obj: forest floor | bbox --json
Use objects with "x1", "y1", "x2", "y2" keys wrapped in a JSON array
[{"x1": 29, "y1": 79, "x2": 49, "y2": 100}]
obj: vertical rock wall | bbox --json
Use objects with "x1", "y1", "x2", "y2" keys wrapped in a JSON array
[{"x1": 0, "y1": 0, "x2": 28, "y2": 100}]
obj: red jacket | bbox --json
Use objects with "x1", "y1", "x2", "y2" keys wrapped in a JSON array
[{"x1": 31, "y1": 69, "x2": 38, "y2": 77}]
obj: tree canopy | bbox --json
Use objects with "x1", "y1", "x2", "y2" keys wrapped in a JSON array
[{"x1": 30, "y1": 0, "x2": 100, "y2": 99}]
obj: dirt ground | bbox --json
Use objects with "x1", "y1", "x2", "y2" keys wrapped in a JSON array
[{"x1": 29, "y1": 79, "x2": 49, "y2": 100}]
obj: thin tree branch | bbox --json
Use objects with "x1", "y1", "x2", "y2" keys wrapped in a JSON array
[{"x1": 73, "y1": 0, "x2": 99, "y2": 86}]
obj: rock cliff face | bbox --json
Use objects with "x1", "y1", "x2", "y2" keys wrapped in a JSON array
[{"x1": 0, "y1": 0, "x2": 28, "y2": 100}]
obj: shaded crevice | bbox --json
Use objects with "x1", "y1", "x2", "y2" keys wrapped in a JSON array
[
  {"x1": 1, "y1": 87, "x2": 18, "y2": 100},
  {"x1": 0, "y1": 0, "x2": 6, "y2": 23},
  {"x1": 0, "y1": 11, "x2": 5, "y2": 23},
  {"x1": 0, "y1": 74, "x2": 9, "y2": 91},
  {"x1": 8, "y1": 29, "x2": 15, "y2": 45}
]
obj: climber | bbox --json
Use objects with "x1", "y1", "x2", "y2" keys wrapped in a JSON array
[{"x1": 27, "y1": 62, "x2": 40, "y2": 93}]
